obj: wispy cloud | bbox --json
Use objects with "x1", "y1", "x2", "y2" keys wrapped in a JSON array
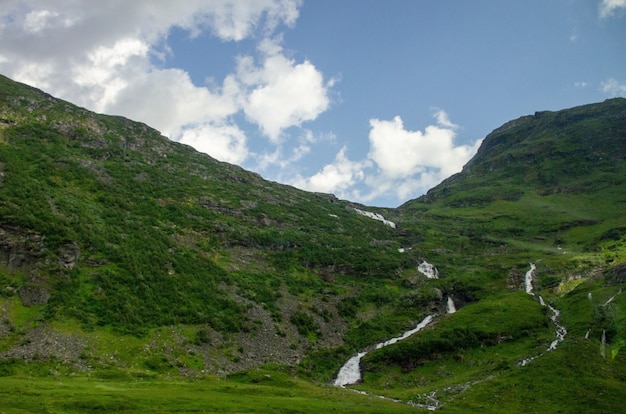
[
  {"x1": 599, "y1": 0, "x2": 626, "y2": 18},
  {"x1": 601, "y1": 78, "x2": 626, "y2": 97}
]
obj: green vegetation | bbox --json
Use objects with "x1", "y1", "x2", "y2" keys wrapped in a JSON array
[
  {"x1": 1, "y1": 74, "x2": 625, "y2": 412},
  {"x1": 0, "y1": 372, "x2": 418, "y2": 413}
]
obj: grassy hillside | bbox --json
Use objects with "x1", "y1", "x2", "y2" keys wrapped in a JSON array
[{"x1": 1, "y1": 74, "x2": 625, "y2": 412}]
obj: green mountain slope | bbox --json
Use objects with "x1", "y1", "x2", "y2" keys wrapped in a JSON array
[
  {"x1": 364, "y1": 99, "x2": 626, "y2": 412},
  {"x1": 1, "y1": 74, "x2": 625, "y2": 412},
  {"x1": 0, "y1": 74, "x2": 423, "y2": 371}
]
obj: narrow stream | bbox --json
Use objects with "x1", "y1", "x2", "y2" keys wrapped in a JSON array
[{"x1": 519, "y1": 263, "x2": 567, "y2": 365}]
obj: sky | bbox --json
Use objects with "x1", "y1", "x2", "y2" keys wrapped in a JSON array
[{"x1": 0, "y1": 1, "x2": 625, "y2": 207}]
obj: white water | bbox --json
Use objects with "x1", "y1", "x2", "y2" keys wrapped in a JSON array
[
  {"x1": 604, "y1": 288, "x2": 623, "y2": 306},
  {"x1": 524, "y1": 263, "x2": 536, "y2": 294},
  {"x1": 333, "y1": 352, "x2": 367, "y2": 387},
  {"x1": 418, "y1": 261, "x2": 439, "y2": 279},
  {"x1": 354, "y1": 208, "x2": 396, "y2": 228},
  {"x1": 446, "y1": 296, "x2": 457, "y2": 314},
  {"x1": 519, "y1": 264, "x2": 568, "y2": 365},
  {"x1": 333, "y1": 315, "x2": 434, "y2": 387},
  {"x1": 545, "y1": 301, "x2": 567, "y2": 351}
]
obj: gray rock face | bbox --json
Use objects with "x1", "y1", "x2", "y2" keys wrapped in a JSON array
[
  {"x1": 58, "y1": 242, "x2": 81, "y2": 269},
  {"x1": 18, "y1": 285, "x2": 50, "y2": 306}
]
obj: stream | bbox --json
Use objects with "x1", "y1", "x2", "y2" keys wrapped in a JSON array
[
  {"x1": 519, "y1": 263, "x2": 568, "y2": 365},
  {"x1": 333, "y1": 314, "x2": 435, "y2": 387},
  {"x1": 333, "y1": 314, "x2": 440, "y2": 410}
]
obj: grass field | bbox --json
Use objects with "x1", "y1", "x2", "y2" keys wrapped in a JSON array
[{"x1": 0, "y1": 372, "x2": 418, "y2": 413}]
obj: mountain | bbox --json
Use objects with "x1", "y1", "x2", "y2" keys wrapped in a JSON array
[{"x1": 0, "y1": 74, "x2": 625, "y2": 412}]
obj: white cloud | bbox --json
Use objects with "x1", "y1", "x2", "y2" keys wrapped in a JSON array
[
  {"x1": 599, "y1": 0, "x2": 626, "y2": 18},
  {"x1": 290, "y1": 111, "x2": 481, "y2": 205},
  {"x1": 235, "y1": 38, "x2": 334, "y2": 142},
  {"x1": 201, "y1": 0, "x2": 302, "y2": 40},
  {"x1": 290, "y1": 146, "x2": 369, "y2": 195},
  {"x1": 0, "y1": 0, "x2": 329, "y2": 165},
  {"x1": 601, "y1": 78, "x2": 626, "y2": 97},
  {"x1": 368, "y1": 113, "x2": 470, "y2": 180},
  {"x1": 178, "y1": 123, "x2": 248, "y2": 164}
]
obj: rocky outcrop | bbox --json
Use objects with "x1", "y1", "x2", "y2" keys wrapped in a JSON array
[
  {"x1": 0, "y1": 226, "x2": 46, "y2": 274},
  {"x1": 58, "y1": 242, "x2": 80, "y2": 269},
  {"x1": 18, "y1": 285, "x2": 50, "y2": 306},
  {"x1": 507, "y1": 267, "x2": 523, "y2": 291},
  {"x1": 2, "y1": 324, "x2": 87, "y2": 367}
]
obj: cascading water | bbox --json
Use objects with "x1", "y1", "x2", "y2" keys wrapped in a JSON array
[
  {"x1": 446, "y1": 296, "x2": 456, "y2": 314},
  {"x1": 525, "y1": 263, "x2": 536, "y2": 295},
  {"x1": 333, "y1": 352, "x2": 367, "y2": 387},
  {"x1": 604, "y1": 288, "x2": 623, "y2": 306},
  {"x1": 519, "y1": 263, "x2": 567, "y2": 365},
  {"x1": 333, "y1": 315, "x2": 434, "y2": 387},
  {"x1": 418, "y1": 261, "x2": 439, "y2": 279},
  {"x1": 545, "y1": 301, "x2": 567, "y2": 351}
]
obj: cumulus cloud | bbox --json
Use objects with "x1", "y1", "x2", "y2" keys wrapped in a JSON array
[
  {"x1": 601, "y1": 78, "x2": 626, "y2": 97},
  {"x1": 291, "y1": 146, "x2": 369, "y2": 195},
  {"x1": 292, "y1": 111, "x2": 481, "y2": 204},
  {"x1": 234, "y1": 38, "x2": 334, "y2": 142},
  {"x1": 178, "y1": 123, "x2": 248, "y2": 164},
  {"x1": 599, "y1": 0, "x2": 626, "y2": 18},
  {"x1": 368, "y1": 113, "x2": 472, "y2": 179},
  {"x1": 0, "y1": 0, "x2": 328, "y2": 165}
]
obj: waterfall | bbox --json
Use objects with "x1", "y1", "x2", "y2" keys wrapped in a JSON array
[
  {"x1": 333, "y1": 352, "x2": 367, "y2": 387},
  {"x1": 524, "y1": 263, "x2": 536, "y2": 294},
  {"x1": 601, "y1": 330, "x2": 607, "y2": 358},
  {"x1": 333, "y1": 315, "x2": 434, "y2": 387},
  {"x1": 585, "y1": 329, "x2": 590, "y2": 339},
  {"x1": 418, "y1": 261, "x2": 439, "y2": 279},
  {"x1": 446, "y1": 296, "x2": 456, "y2": 314}
]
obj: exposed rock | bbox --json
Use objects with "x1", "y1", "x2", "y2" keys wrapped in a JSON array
[
  {"x1": 0, "y1": 226, "x2": 46, "y2": 273},
  {"x1": 2, "y1": 323, "x2": 87, "y2": 368},
  {"x1": 604, "y1": 262, "x2": 626, "y2": 285},
  {"x1": 58, "y1": 242, "x2": 80, "y2": 269},
  {"x1": 507, "y1": 268, "x2": 523, "y2": 291},
  {"x1": 18, "y1": 285, "x2": 50, "y2": 306}
]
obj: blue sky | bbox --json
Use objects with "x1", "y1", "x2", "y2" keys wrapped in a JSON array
[{"x1": 1, "y1": 1, "x2": 625, "y2": 207}]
